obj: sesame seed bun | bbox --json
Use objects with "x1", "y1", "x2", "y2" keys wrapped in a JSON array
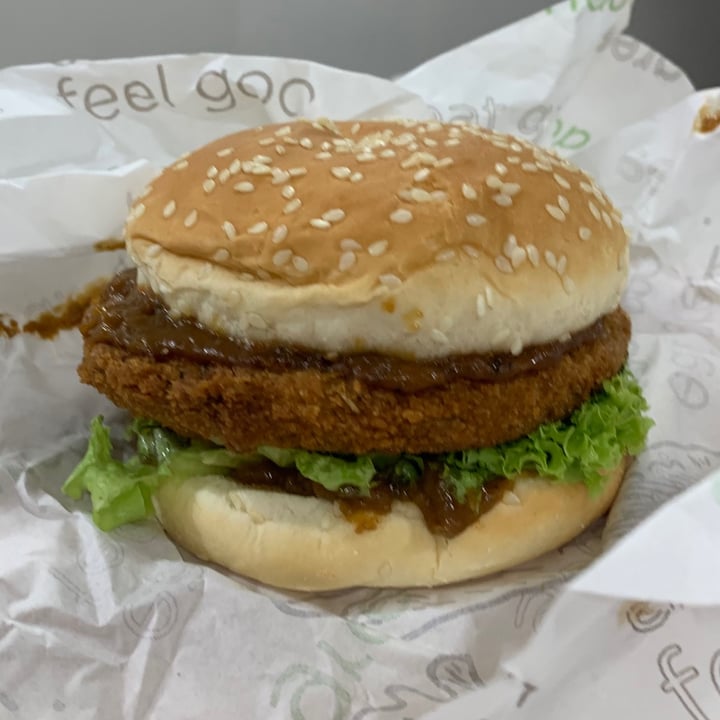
[
  {"x1": 126, "y1": 119, "x2": 628, "y2": 358},
  {"x1": 152, "y1": 458, "x2": 627, "y2": 590}
]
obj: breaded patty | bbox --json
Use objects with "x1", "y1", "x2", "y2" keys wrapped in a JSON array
[{"x1": 78, "y1": 307, "x2": 630, "y2": 454}]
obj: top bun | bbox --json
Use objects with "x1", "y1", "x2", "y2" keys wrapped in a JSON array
[{"x1": 126, "y1": 119, "x2": 628, "y2": 359}]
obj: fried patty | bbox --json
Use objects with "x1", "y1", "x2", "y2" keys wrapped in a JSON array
[{"x1": 78, "y1": 306, "x2": 630, "y2": 454}]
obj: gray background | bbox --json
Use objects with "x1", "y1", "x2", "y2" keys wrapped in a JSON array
[{"x1": 0, "y1": 0, "x2": 717, "y2": 87}]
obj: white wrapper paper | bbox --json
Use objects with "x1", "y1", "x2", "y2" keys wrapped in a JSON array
[{"x1": 1, "y1": 2, "x2": 719, "y2": 718}]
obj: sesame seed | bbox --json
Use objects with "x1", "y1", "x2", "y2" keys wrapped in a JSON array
[
  {"x1": 273, "y1": 249, "x2": 292, "y2": 266},
  {"x1": 253, "y1": 154, "x2": 272, "y2": 164},
  {"x1": 315, "y1": 152, "x2": 332, "y2": 160},
  {"x1": 234, "y1": 181, "x2": 255, "y2": 193},
  {"x1": 562, "y1": 276, "x2": 575, "y2": 294},
  {"x1": 556, "y1": 254, "x2": 567, "y2": 275},
  {"x1": 275, "y1": 144, "x2": 287, "y2": 155},
  {"x1": 589, "y1": 201, "x2": 601, "y2": 221},
  {"x1": 323, "y1": 208, "x2": 346, "y2": 223},
  {"x1": 207, "y1": 165, "x2": 218, "y2": 178},
  {"x1": 288, "y1": 167, "x2": 307, "y2": 177},
  {"x1": 507, "y1": 155, "x2": 521, "y2": 164},
  {"x1": 203, "y1": 179, "x2": 216, "y2": 194},
  {"x1": 435, "y1": 157, "x2": 454, "y2": 168},
  {"x1": 580, "y1": 181, "x2": 593, "y2": 193},
  {"x1": 449, "y1": 126, "x2": 462, "y2": 137},
  {"x1": 350, "y1": 172, "x2": 363, "y2": 183},
  {"x1": 410, "y1": 188, "x2": 432, "y2": 203},
  {"x1": 495, "y1": 162, "x2": 508, "y2": 175},
  {"x1": 248, "y1": 313, "x2": 267, "y2": 329},
  {"x1": 493, "y1": 193, "x2": 513, "y2": 207},
  {"x1": 558, "y1": 195, "x2": 570, "y2": 213},
  {"x1": 423, "y1": 137, "x2": 438, "y2": 148},
  {"x1": 414, "y1": 168, "x2": 430, "y2": 182},
  {"x1": 380, "y1": 149, "x2": 396, "y2": 158},
  {"x1": 341, "y1": 237, "x2": 362, "y2": 251},
  {"x1": 553, "y1": 173, "x2": 571, "y2": 189},
  {"x1": 510, "y1": 142, "x2": 523, "y2": 152},
  {"x1": 485, "y1": 286, "x2": 495, "y2": 308},
  {"x1": 475, "y1": 293, "x2": 486, "y2": 317},
  {"x1": 292, "y1": 256, "x2": 309, "y2": 273},
  {"x1": 379, "y1": 273, "x2": 402, "y2": 289},
  {"x1": 162, "y1": 200, "x2": 176, "y2": 219},
  {"x1": 463, "y1": 244, "x2": 480, "y2": 258},
  {"x1": 172, "y1": 160, "x2": 188, "y2": 171},
  {"x1": 368, "y1": 240, "x2": 388, "y2": 256},
  {"x1": 486, "y1": 174, "x2": 503, "y2": 190},
  {"x1": 243, "y1": 162, "x2": 272, "y2": 176},
  {"x1": 536, "y1": 161, "x2": 553, "y2": 172},
  {"x1": 310, "y1": 218, "x2": 331, "y2": 229},
  {"x1": 351, "y1": 122, "x2": 360, "y2": 135},
  {"x1": 213, "y1": 248, "x2": 230, "y2": 262},
  {"x1": 503, "y1": 235, "x2": 517, "y2": 257},
  {"x1": 248, "y1": 220, "x2": 268, "y2": 235},
  {"x1": 390, "y1": 208, "x2": 413, "y2": 224},
  {"x1": 431, "y1": 329, "x2": 449, "y2": 344},
  {"x1": 444, "y1": 138, "x2": 460, "y2": 146},
  {"x1": 222, "y1": 221, "x2": 237, "y2": 240},
  {"x1": 357, "y1": 153, "x2": 376, "y2": 163},
  {"x1": 431, "y1": 190, "x2": 448, "y2": 202},
  {"x1": 545, "y1": 204, "x2": 566, "y2": 221},
  {"x1": 398, "y1": 189, "x2": 414, "y2": 202},
  {"x1": 501, "y1": 182, "x2": 521, "y2": 196},
  {"x1": 521, "y1": 162, "x2": 538, "y2": 173},
  {"x1": 218, "y1": 169, "x2": 230, "y2": 184},
  {"x1": 281, "y1": 185, "x2": 295, "y2": 200},
  {"x1": 436, "y1": 249, "x2": 456, "y2": 262},
  {"x1": 579, "y1": 226, "x2": 592, "y2": 241},
  {"x1": 602, "y1": 210, "x2": 613, "y2": 228},
  {"x1": 259, "y1": 137, "x2": 274, "y2": 146},
  {"x1": 466, "y1": 213, "x2": 486, "y2": 227},
  {"x1": 229, "y1": 159, "x2": 241, "y2": 175},
  {"x1": 283, "y1": 137, "x2": 298, "y2": 145},
  {"x1": 408, "y1": 142, "x2": 419, "y2": 151},
  {"x1": 462, "y1": 183, "x2": 477, "y2": 200},
  {"x1": 544, "y1": 250, "x2": 557, "y2": 269},
  {"x1": 331, "y1": 166, "x2": 352, "y2": 179},
  {"x1": 495, "y1": 256, "x2": 513, "y2": 273},
  {"x1": 272, "y1": 225, "x2": 288, "y2": 244},
  {"x1": 338, "y1": 251, "x2": 357, "y2": 271},
  {"x1": 275, "y1": 125, "x2": 292, "y2": 136},
  {"x1": 526, "y1": 244, "x2": 539, "y2": 267},
  {"x1": 183, "y1": 209, "x2": 198, "y2": 228},
  {"x1": 271, "y1": 170, "x2": 291, "y2": 186},
  {"x1": 216, "y1": 147, "x2": 233, "y2": 157},
  {"x1": 132, "y1": 202, "x2": 146, "y2": 219},
  {"x1": 283, "y1": 198, "x2": 302, "y2": 214},
  {"x1": 510, "y1": 337, "x2": 523, "y2": 356}
]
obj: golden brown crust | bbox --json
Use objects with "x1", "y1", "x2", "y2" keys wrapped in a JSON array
[
  {"x1": 152, "y1": 460, "x2": 627, "y2": 590},
  {"x1": 78, "y1": 307, "x2": 630, "y2": 454},
  {"x1": 126, "y1": 119, "x2": 629, "y2": 358}
]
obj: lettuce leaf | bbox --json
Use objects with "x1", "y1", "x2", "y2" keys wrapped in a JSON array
[
  {"x1": 442, "y1": 369, "x2": 654, "y2": 501},
  {"x1": 64, "y1": 368, "x2": 652, "y2": 530}
]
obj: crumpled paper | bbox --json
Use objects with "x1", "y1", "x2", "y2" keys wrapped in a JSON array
[{"x1": 1, "y1": 1, "x2": 719, "y2": 718}]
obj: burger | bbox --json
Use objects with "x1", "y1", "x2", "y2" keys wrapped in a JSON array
[{"x1": 64, "y1": 118, "x2": 652, "y2": 590}]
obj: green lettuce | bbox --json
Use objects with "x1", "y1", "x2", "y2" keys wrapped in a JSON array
[{"x1": 64, "y1": 368, "x2": 652, "y2": 531}]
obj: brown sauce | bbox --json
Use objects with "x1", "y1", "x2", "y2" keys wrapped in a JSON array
[
  {"x1": 0, "y1": 315, "x2": 20, "y2": 338},
  {"x1": 235, "y1": 459, "x2": 509, "y2": 537},
  {"x1": 1, "y1": 279, "x2": 107, "y2": 341},
  {"x1": 82, "y1": 270, "x2": 610, "y2": 392},
  {"x1": 93, "y1": 238, "x2": 126, "y2": 253},
  {"x1": 22, "y1": 279, "x2": 108, "y2": 340}
]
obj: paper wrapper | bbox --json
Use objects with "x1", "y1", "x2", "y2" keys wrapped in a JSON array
[{"x1": 1, "y1": 2, "x2": 719, "y2": 718}]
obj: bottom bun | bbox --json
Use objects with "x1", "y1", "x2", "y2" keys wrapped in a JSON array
[{"x1": 153, "y1": 459, "x2": 627, "y2": 590}]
